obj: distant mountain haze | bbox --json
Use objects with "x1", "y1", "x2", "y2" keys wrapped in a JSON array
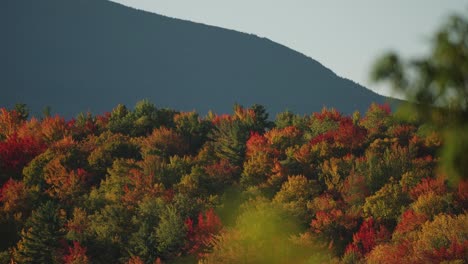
[{"x1": 1, "y1": 0, "x2": 396, "y2": 118}]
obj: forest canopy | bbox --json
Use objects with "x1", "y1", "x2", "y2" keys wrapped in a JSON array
[{"x1": 0, "y1": 100, "x2": 466, "y2": 263}]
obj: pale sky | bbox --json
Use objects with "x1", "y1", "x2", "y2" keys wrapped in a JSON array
[{"x1": 110, "y1": 0, "x2": 466, "y2": 98}]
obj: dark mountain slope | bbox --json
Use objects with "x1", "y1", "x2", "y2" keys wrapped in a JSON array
[{"x1": 1, "y1": 0, "x2": 394, "y2": 117}]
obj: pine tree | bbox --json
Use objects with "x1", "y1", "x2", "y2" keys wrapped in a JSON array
[
  {"x1": 156, "y1": 205, "x2": 186, "y2": 259},
  {"x1": 16, "y1": 201, "x2": 64, "y2": 264},
  {"x1": 211, "y1": 119, "x2": 249, "y2": 167}
]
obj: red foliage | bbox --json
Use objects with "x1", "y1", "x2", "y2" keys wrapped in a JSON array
[
  {"x1": 95, "y1": 112, "x2": 111, "y2": 128},
  {"x1": 211, "y1": 114, "x2": 232, "y2": 126},
  {"x1": 310, "y1": 195, "x2": 358, "y2": 237},
  {"x1": 185, "y1": 208, "x2": 223, "y2": 258},
  {"x1": 246, "y1": 132, "x2": 269, "y2": 157},
  {"x1": 64, "y1": 241, "x2": 89, "y2": 264},
  {"x1": 333, "y1": 118, "x2": 367, "y2": 149},
  {"x1": 348, "y1": 218, "x2": 390, "y2": 255},
  {"x1": 394, "y1": 209, "x2": 428, "y2": 235},
  {"x1": 310, "y1": 118, "x2": 367, "y2": 150},
  {"x1": 377, "y1": 103, "x2": 391, "y2": 115},
  {"x1": 311, "y1": 209, "x2": 347, "y2": 232},
  {"x1": 204, "y1": 159, "x2": 240, "y2": 181},
  {"x1": 0, "y1": 133, "x2": 46, "y2": 175},
  {"x1": 409, "y1": 177, "x2": 446, "y2": 200}
]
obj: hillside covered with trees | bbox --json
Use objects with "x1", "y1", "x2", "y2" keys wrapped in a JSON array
[{"x1": 0, "y1": 101, "x2": 466, "y2": 263}]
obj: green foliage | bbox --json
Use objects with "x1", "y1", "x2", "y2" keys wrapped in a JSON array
[
  {"x1": 14, "y1": 103, "x2": 29, "y2": 121},
  {"x1": 416, "y1": 213, "x2": 467, "y2": 254},
  {"x1": 15, "y1": 201, "x2": 64, "y2": 264},
  {"x1": 128, "y1": 198, "x2": 165, "y2": 263},
  {"x1": 88, "y1": 203, "x2": 132, "y2": 262},
  {"x1": 275, "y1": 110, "x2": 297, "y2": 129},
  {"x1": 211, "y1": 119, "x2": 249, "y2": 167},
  {"x1": 90, "y1": 158, "x2": 138, "y2": 206},
  {"x1": 155, "y1": 205, "x2": 186, "y2": 258},
  {"x1": 107, "y1": 101, "x2": 178, "y2": 137},
  {"x1": 204, "y1": 198, "x2": 307, "y2": 264},
  {"x1": 87, "y1": 132, "x2": 141, "y2": 177},
  {"x1": 363, "y1": 182, "x2": 409, "y2": 225},
  {"x1": 240, "y1": 152, "x2": 273, "y2": 188},
  {"x1": 319, "y1": 156, "x2": 354, "y2": 192},
  {"x1": 174, "y1": 111, "x2": 212, "y2": 153},
  {"x1": 307, "y1": 108, "x2": 341, "y2": 139},
  {"x1": 360, "y1": 139, "x2": 414, "y2": 192},
  {"x1": 273, "y1": 175, "x2": 320, "y2": 224},
  {"x1": 107, "y1": 104, "x2": 134, "y2": 135},
  {"x1": 22, "y1": 150, "x2": 55, "y2": 190},
  {"x1": 411, "y1": 192, "x2": 454, "y2": 219},
  {"x1": 247, "y1": 104, "x2": 274, "y2": 132}
]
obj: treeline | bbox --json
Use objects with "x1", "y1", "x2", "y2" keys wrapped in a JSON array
[{"x1": 0, "y1": 101, "x2": 466, "y2": 263}]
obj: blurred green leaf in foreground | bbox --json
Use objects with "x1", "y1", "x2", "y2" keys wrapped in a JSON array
[{"x1": 371, "y1": 10, "x2": 468, "y2": 184}]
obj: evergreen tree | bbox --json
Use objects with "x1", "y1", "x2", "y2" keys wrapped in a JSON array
[
  {"x1": 156, "y1": 205, "x2": 186, "y2": 259},
  {"x1": 16, "y1": 201, "x2": 64, "y2": 264},
  {"x1": 211, "y1": 119, "x2": 249, "y2": 167},
  {"x1": 13, "y1": 103, "x2": 29, "y2": 121}
]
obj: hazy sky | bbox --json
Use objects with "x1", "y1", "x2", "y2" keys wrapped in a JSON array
[{"x1": 110, "y1": 0, "x2": 466, "y2": 97}]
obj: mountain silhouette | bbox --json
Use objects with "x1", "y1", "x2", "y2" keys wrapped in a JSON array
[{"x1": 1, "y1": 0, "x2": 396, "y2": 118}]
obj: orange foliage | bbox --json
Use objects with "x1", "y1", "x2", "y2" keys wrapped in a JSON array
[
  {"x1": 394, "y1": 209, "x2": 428, "y2": 236},
  {"x1": 245, "y1": 132, "x2": 270, "y2": 157},
  {"x1": 41, "y1": 115, "x2": 69, "y2": 143},
  {"x1": 0, "y1": 178, "x2": 29, "y2": 216},
  {"x1": 122, "y1": 169, "x2": 164, "y2": 207},
  {"x1": 141, "y1": 127, "x2": 188, "y2": 157},
  {"x1": 44, "y1": 159, "x2": 89, "y2": 201},
  {"x1": 312, "y1": 108, "x2": 342, "y2": 122},
  {"x1": 409, "y1": 177, "x2": 446, "y2": 200},
  {"x1": 264, "y1": 126, "x2": 303, "y2": 151},
  {"x1": 0, "y1": 108, "x2": 23, "y2": 138}
]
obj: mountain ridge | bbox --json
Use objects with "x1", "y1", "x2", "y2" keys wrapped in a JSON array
[{"x1": 1, "y1": 0, "x2": 396, "y2": 118}]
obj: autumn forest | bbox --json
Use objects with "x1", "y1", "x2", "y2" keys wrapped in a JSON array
[{"x1": 0, "y1": 101, "x2": 466, "y2": 263}]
